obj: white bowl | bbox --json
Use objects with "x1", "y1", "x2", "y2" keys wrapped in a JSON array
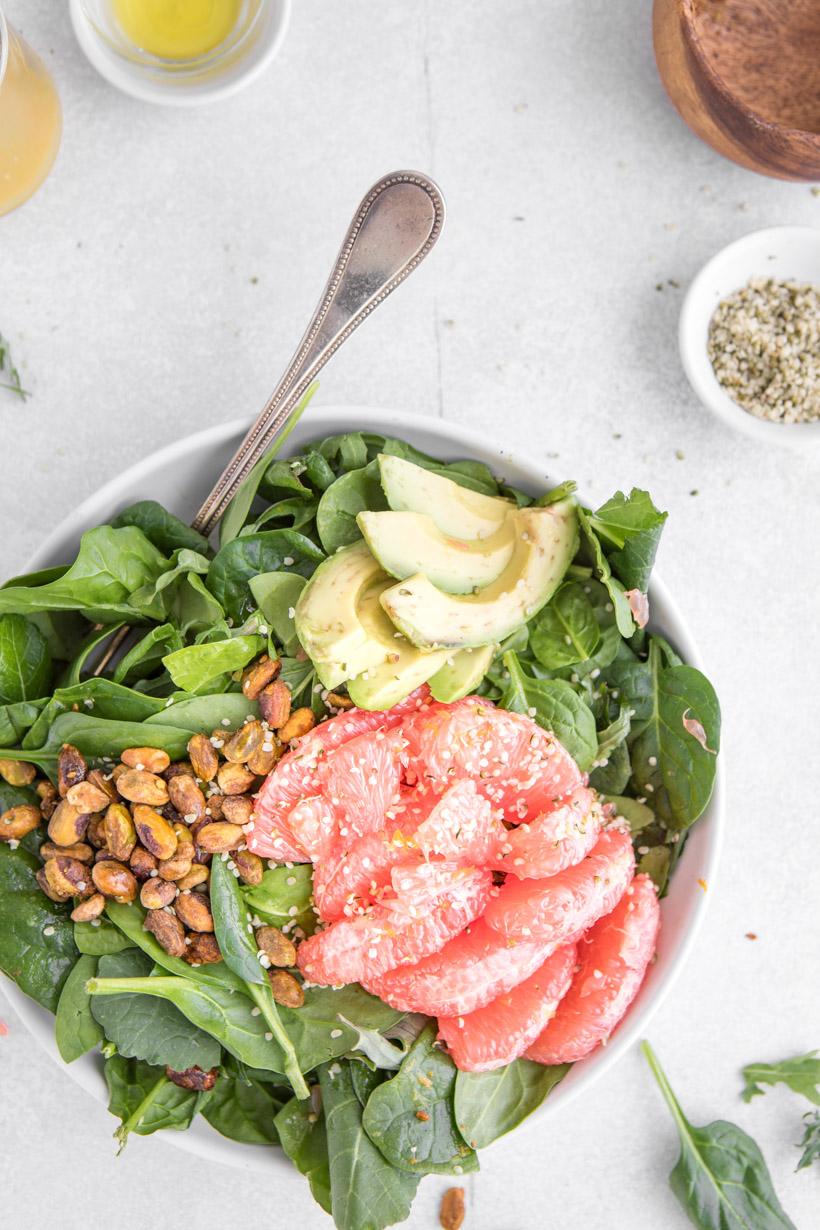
[
  {"x1": 4, "y1": 407, "x2": 724, "y2": 1171},
  {"x1": 69, "y1": 0, "x2": 291, "y2": 107},
  {"x1": 679, "y1": 225, "x2": 820, "y2": 448}
]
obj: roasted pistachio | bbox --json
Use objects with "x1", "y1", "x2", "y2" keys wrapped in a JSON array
[
  {"x1": 165, "y1": 1065, "x2": 218, "y2": 1091},
  {"x1": 144, "y1": 907, "x2": 186, "y2": 957},
  {"x1": 255, "y1": 925, "x2": 297, "y2": 967},
  {"x1": 121, "y1": 746, "x2": 171, "y2": 773},
  {"x1": 187, "y1": 733, "x2": 219, "y2": 782},
  {"x1": 130, "y1": 845, "x2": 158, "y2": 880},
  {"x1": 158, "y1": 824, "x2": 194, "y2": 881},
  {"x1": 164, "y1": 759, "x2": 194, "y2": 783},
  {"x1": 267, "y1": 968, "x2": 304, "y2": 1008},
  {"x1": 167, "y1": 774, "x2": 206, "y2": 823},
  {"x1": 86, "y1": 768, "x2": 118, "y2": 803},
  {"x1": 47, "y1": 800, "x2": 89, "y2": 847},
  {"x1": 175, "y1": 890, "x2": 214, "y2": 932},
  {"x1": 246, "y1": 741, "x2": 281, "y2": 776},
  {"x1": 104, "y1": 802, "x2": 137, "y2": 861},
  {"x1": 85, "y1": 814, "x2": 108, "y2": 849},
  {"x1": 223, "y1": 720, "x2": 264, "y2": 765},
  {"x1": 0, "y1": 804, "x2": 41, "y2": 842},
  {"x1": 140, "y1": 878, "x2": 176, "y2": 909},
  {"x1": 39, "y1": 840, "x2": 93, "y2": 864},
  {"x1": 326, "y1": 691, "x2": 355, "y2": 711},
  {"x1": 132, "y1": 805, "x2": 178, "y2": 860},
  {"x1": 57, "y1": 744, "x2": 86, "y2": 796},
  {"x1": 66, "y1": 779, "x2": 111, "y2": 814},
  {"x1": 36, "y1": 781, "x2": 59, "y2": 819},
  {"x1": 241, "y1": 654, "x2": 281, "y2": 700},
  {"x1": 216, "y1": 762, "x2": 256, "y2": 796},
  {"x1": 221, "y1": 795, "x2": 253, "y2": 826},
  {"x1": 116, "y1": 769, "x2": 169, "y2": 807},
  {"x1": 232, "y1": 848, "x2": 263, "y2": 886},
  {"x1": 278, "y1": 707, "x2": 316, "y2": 744},
  {"x1": 70, "y1": 893, "x2": 106, "y2": 922},
  {"x1": 204, "y1": 795, "x2": 225, "y2": 822},
  {"x1": 183, "y1": 932, "x2": 222, "y2": 965},
  {"x1": 195, "y1": 822, "x2": 244, "y2": 853},
  {"x1": 0, "y1": 759, "x2": 36, "y2": 787},
  {"x1": 257, "y1": 680, "x2": 292, "y2": 729},
  {"x1": 45, "y1": 855, "x2": 92, "y2": 899},
  {"x1": 176, "y1": 864, "x2": 209, "y2": 891},
  {"x1": 91, "y1": 859, "x2": 138, "y2": 903},
  {"x1": 36, "y1": 866, "x2": 70, "y2": 902}
]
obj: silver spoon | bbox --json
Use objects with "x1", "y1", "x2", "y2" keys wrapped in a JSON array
[{"x1": 94, "y1": 169, "x2": 445, "y2": 672}]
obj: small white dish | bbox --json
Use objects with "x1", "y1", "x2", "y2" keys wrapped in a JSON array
[
  {"x1": 679, "y1": 226, "x2": 820, "y2": 448},
  {"x1": 69, "y1": 0, "x2": 290, "y2": 107}
]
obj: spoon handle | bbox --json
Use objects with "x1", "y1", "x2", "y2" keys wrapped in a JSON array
[{"x1": 191, "y1": 169, "x2": 445, "y2": 535}]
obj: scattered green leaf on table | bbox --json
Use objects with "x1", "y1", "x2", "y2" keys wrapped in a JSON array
[
  {"x1": 741, "y1": 1052, "x2": 820, "y2": 1106},
  {"x1": 797, "y1": 1111, "x2": 820, "y2": 1171}
]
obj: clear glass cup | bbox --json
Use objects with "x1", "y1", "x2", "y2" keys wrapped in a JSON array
[{"x1": 0, "y1": 7, "x2": 62, "y2": 217}]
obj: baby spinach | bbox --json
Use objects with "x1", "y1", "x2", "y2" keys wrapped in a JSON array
[
  {"x1": 89, "y1": 950, "x2": 222, "y2": 1071},
  {"x1": 249, "y1": 572, "x2": 307, "y2": 656},
  {"x1": 577, "y1": 507, "x2": 636, "y2": 637},
  {"x1": 275, "y1": 1094, "x2": 332, "y2": 1215},
  {"x1": 6, "y1": 712, "x2": 200, "y2": 775},
  {"x1": 208, "y1": 530, "x2": 324, "y2": 622},
  {"x1": 0, "y1": 698, "x2": 43, "y2": 747},
  {"x1": 74, "y1": 917, "x2": 134, "y2": 956},
  {"x1": 741, "y1": 1052, "x2": 820, "y2": 1105},
  {"x1": 112, "y1": 623, "x2": 183, "y2": 685},
  {"x1": 529, "y1": 583, "x2": 600, "y2": 669},
  {"x1": 362, "y1": 1023, "x2": 478, "y2": 1176},
  {"x1": 55, "y1": 953, "x2": 103, "y2": 1062},
  {"x1": 316, "y1": 431, "x2": 368, "y2": 473},
  {"x1": 59, "y1": 621, "x2": 126, "y2": 688},
  {"x1": 797, "y1": 1112, "x2": 820, "y2": 1171},
  {"x1": 604, "y1": 794, "x2": 655, "y2": 834},
  {"x1": 500, "y1": 651, "x2": 598, "y2": 771},
  {"x1": 146, "y1": 691, "x2": 257, "y2": 734},
  {"x1": 242, "y1": 863, "x2": 317, "y2": 935},
  {"x1": 22, "y1": 677, "x2": 166, "y2": 749},
  {"x1": 111, "y1": 500, "x2": 213, "y2": 558},
  {"x1": 0, "y1": 614, "x2": 52, "y2": 704},
  {"x1": 321, "y1": 1060, "x2": 420, "y2": 1230},
  {"x1": 202, "y1": 1061, "x2": 286, "y2": 1144},
  {"x1": 454, "y1": 1059, "x2": 569, "y2": 1149},
  {"x1": 104, "y1": 1054, "x2": 206, "y2": 1150},
  {"x1": 162, "y1": 633, "x2": 263, "y2": 694},
  {"x1": 643, "y1": 1041, "x2": 796, "y2": 1230},
  {"x1": 281, "y1": 985, "x2": 403, "y2": 1075},
  {"x1": 0, "y1": 843, "x2": 77, "y2": 1011},
  {"x1": 588, "y1": 488, "x2": 666, "y2": 593},
  {"x1": 316, "y1": 463, "x2": 388, "y2": 555},
  {"x1": 105, "y1": 901, "x2": 242, "y2": 991}
]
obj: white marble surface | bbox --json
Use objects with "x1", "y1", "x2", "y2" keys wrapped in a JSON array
[{"x1": 2, "y1": 2, "x2": 819, "y2": 1227}]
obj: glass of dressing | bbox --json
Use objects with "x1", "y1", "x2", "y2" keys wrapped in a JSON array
[{"x1": 0, "y1": 7, "x2": 62, "y2": 217}]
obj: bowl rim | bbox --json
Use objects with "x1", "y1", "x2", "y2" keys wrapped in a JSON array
[
  {"x1": 679, "y1": 224, "x2": 820, "y2": 446},
  {"x1": 4, "y1": 405, "x2": 725, "y2": 1171}
]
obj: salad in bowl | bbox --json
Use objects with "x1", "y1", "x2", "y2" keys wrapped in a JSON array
[{"x1": 0, "y1": 406, "x2": 720, "y2": 1230}]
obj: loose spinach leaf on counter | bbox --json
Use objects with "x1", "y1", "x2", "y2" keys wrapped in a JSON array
[
  {"x1": 208, "y1": 530, "x2": 325, "y2": 623},
  {"x1": 54, "y1": 953, "x2": 104, "y2": 1063},
  {"x1": 643, "y1": 1042, "x2": 797, "y2": 1230},
  {"x1": 275, "y1": 1094, "x2": 333, "y2": 1215},
  {"x1": 0, "y1": 614, "x2": 52, "y2": 704},
  {"x1": 0, "y1": 843, "x2": 77, "y2": 1011},
  {"x1": 363, "y1": 1023, "x2": 478, "y2": 1176},
  {"x1": 104, "y1": 1054, "x2": 207, "y2": 1150},
  {"x1": 202, "y1": 1060, "x2": 286, "y2": 1145},
  {"x1": 741, "y1": 1052, "x2": 820, "y2": 1106},
  {"x1": 500, "y1": 650, "x2": 598, "y2": 771},
  {"x1": 454, "y1": 1059, "x2": 569, "y2": 1150},
  {"x1": 89, "y1": 949, "x2": 222, "y2": 1072},
  {"x1": 111, "y1": 500, "x2": 213, "y2": 558},
  {"x1": 321, "y1": 1060, "x2": 420, "y2": 1230}
]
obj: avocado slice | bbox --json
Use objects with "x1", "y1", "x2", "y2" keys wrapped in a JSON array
[
  {"x1": 357, "y1": 510, "x2": 515, "y2": 595},
  {"x1": 378, "y1": 454, "x2": 513, "y2": 540},
  {"x1": 379, "y1": 502, "x2": 579, "y2": 650},
  {"x1": 294, "y1": 541, "x2": 388, "y2": 689},
  {"x1": 428, "y1": 644, "x2": 495, "y2": 703},
  {"x1": 346, "y1": 577, "x2": 449, "y2": 710}
]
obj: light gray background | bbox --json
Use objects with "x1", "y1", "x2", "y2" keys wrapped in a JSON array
[{"x1": 2, "y1": 2, "x2": 819, "y2": 1228}]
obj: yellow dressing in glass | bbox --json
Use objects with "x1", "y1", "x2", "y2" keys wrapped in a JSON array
[
  {"x1": 111, "y1": 0, "x2": 242, "y2": 60},
  {"x1": 0, "y1": 26, "x2": 62, "y2": 217}
]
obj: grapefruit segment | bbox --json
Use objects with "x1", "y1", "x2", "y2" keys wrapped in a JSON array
[
  {"x1": 526, "y1": 873, "x2": 660, "y2": 1064},
  {"x1": 364, "y1": 917, "x2": 557, "y2": 1017},
  {"x1": 286, "y1": 795, "x2": 338, "y2": 864},
  {"x1": 413, "y1": 778, "x2": 507, "y2": 864},
  {"x1": 483, "y1": 825, "x2": 635, "y2": 943},
  {"x1": 312, "y1": 831, "x2": 421, "y2": 922},
  {"x1": 317, "y1": 727, "x2": 406, "y2": 841},
  {"x1": 438, "y1": 942, "x2": 578, "y2": 1072},
  {"x1": 491, "y1": 787, "x2": 602, "y2": 879},
  {"x1": 297, "y1": 863, "x2": 492, "y2": 985}
]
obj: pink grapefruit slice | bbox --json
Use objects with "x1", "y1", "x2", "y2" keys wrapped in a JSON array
[{"x1": 491, "y1": 787, "x2": 602, "y2": 880}]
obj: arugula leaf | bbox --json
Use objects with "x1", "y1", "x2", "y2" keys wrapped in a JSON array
[
  {"x1": 529, "y1": 582, "x2": 600, "y2": 669},
  {"x1": 111, "y1": 500, "x2": 213, "y2": 558},
  {"x1": 797, "y1": 1111, "x2": 820, "y2": 1171},
  {"x1": 275, "y1": 1093, "x2": 333, "y2": 1214},
  {"x1": 500, "y1": 651, "x2": 598, "y2": 771},
  {"x1": 741, "y1": 1052, "x2": 820, "y2": 1106},
  {"x1": 320, "y1": 1060, "x2": 420, "y2": 1230},
  {"x1": 454, "y1": 1059, "x2": 569, "y2": 1149},
  {"x1": 362, "y1": 1023, "x2": 478, "y2": 1175},
  {"x1": 316, "y1": 463, "x2": 388, "y2": 555},
  {"x1": 0, "y1": 614, "x2": 52, "y2": 704},
  {"x1": 55, "y1": 953, "x2": 104, "y2": 1062},
  {"x1": 162, "y1": 633, "x2": 263, "y2": 693},
  {"x1": 208, "y1": 530, "x2": 324, "y2": 623},
  {"x1": 0, "y1": 843, "x2": 77, "y2": 1011},
  {"x1": 104, "y1": 1054, "x2": 207, "y2": 1150},
  {"x1": 643, "y1": 1041, "x2": 796, "y2": 1230}
]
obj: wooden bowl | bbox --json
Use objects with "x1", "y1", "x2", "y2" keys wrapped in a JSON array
[{"x1": 653, "y1": 0, "x2": 820, "y2": 181}]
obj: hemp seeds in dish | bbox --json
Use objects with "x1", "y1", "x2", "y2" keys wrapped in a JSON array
[{"x1": 707, "y1": 277, "x2": 820, "y2": 424}]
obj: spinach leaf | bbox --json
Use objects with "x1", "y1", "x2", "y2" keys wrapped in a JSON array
[
  {"x1": 250, "y1": 496, "x2": 319, "y2": 535},
  {"x1": 0, "y1": 526, "x2": 169, "y2": 623},
  {"x1": 23, "y1": 677, "x2": 165, "y2": 748},
  {"x1": 316, "y1": 463, "x2": 388, "y2": 555},
  {"x1": 146, "y1": 692, "x2": 258, "y2": 734},
  {"x1": 75, "y1": 917, "x2": 134, "y2": 955},
  {"x1": 275, "y1": 1094, "x2": 332, "y2": 1214},
  {"x1": 0, "y1": 843, "x2": 77, "y2": 1011},
  {"x1": 105, "y1": 901, "x2": 242, "y2": 991},
  {"x1": 529, "y1": 583, "x2": 600, "y2": 669},
  {"x1": 797, "y1": 1112, "x2": 820, "y2": 1171},
  {"x1": 89, "y1": 950, "x2": 222, "y2": 1071},
  {"x1": 638, "y1": 843, "x2": 672, "y2": 893},
  {"x1": 59, "y1": 621, "x2": 125, "y2": 688},
  {"x1": 643, "y1": 1041, "x2": 796, "y2": 1230},
  {"x1": 242, "y1": 863, "x2": 317, "y2": 935},
  {"x1": 304, "y1": 450, "x2": 337, "y2": 491},
  {"x1": 741, "y1": 1052, "x2": 820, "y2": 1106},
  {"x1": 321, "y1": 1060, "x2": 420, "y2": 1230},
  {"x1": 603, "y1": 794, "x2": 656, "y2": 834},
  {"x1": 202, "y1": 1062, "x2": 286, "y2": 1144},
  {"x1": 454, "y1": 1059, "x2": 569, "y2": 1149},
  {"x1": 55, "y1": 953, "x2": 103, "y2": 1062},
  {"x1": 589, "y1": 488, "x2": 667, "y2": 592},
  {"x1": 104, "y1": 1054, "x2": 205, "y2": 1150},
  {"x1": 249, "y1": 572, "x2": 307, "y2": 656},
  {"x1": 127, "y1": 549, "x2": 223, "y2": 634},
  {"x1": 0, "y1": 699, "x2": 43, "y2": 747},
  {"x1": 577, "y1": 508, "x2": 635, "y2": 637},
  {"x1": 208, "y1": 530, "x2": 324, "y2": 623},
  {"x1": 500, "y1": 651, "x2": 598, "y2": 771},
  {"x1": 281, "y1": 985, "x2": 404, "y2": 1075},
  {"x1": 111, "y1": 500, "x2": 212, "y2": 558},
  {"x1": 112, "y1": 623, "x2": 184, "y2": 686},
  {"x1": 0, "y1": 614, "x2": 52, "y2": 703},
  {"x1": 589, "y1": 738, "x2": 631, "y2": 794},
  {"x1": 162, "y1": 633, "x2": 263, "y2": 693},
  {"x1": 6, "y1": 712, "x2": 198, "y2": 775},
  {"x1": 362, "y1": 1023, "x2": 478, "y2": 1175},
  {"x1": 316, "y1": 432, "x2": 368, "y2": 473}
]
